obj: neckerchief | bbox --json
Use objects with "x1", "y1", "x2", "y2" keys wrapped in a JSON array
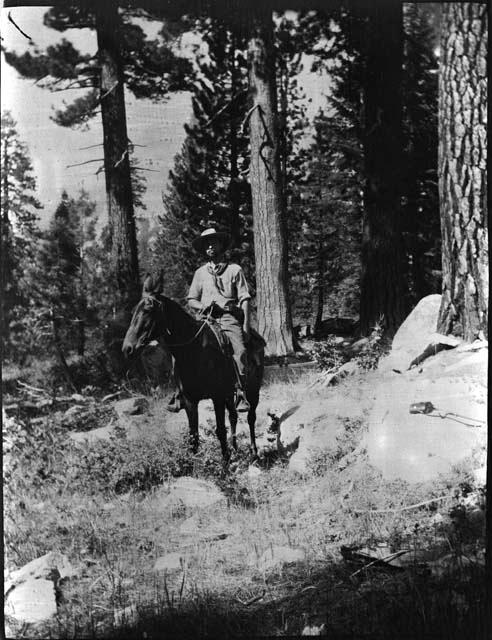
[{"x1": 207, "y1": 261, "x2": 228, "y2": 294}]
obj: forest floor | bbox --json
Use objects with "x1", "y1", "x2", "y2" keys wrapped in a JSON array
[{"x1": 3, "y1": 348, "x2": 487, "y2": 640}]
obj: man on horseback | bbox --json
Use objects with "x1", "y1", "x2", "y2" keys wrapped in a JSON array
[{"x1": 167, "y1": 228, "x2": 251, "y2": 413}]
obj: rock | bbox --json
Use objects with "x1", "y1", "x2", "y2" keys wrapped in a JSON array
[
  {"x1": 332, "y1": 360, "x2": 359, "y2": 382},
  {"x1": 154, "y1": 477, "x2": 226, "y2": 511},
  {"x1": 70, "y1": 393, "x2": 87, "y2": 403},
  {"x1": 279, "y1": 397, "x2": 363, "y2": 460},
  {"x1": 113, "y1": 397, "x2": 149, "y2": 418},
  {"x1": 5, "y1": 551, "x2": 76, "y2": 593},
  {"x1": 69, "y1": 424, "x2": 115, "y2": 444},
  {"x1": 364, "y1": 374, "x2": 486, "y2": 483},
  {"x1": 153, "y1": 552, "x2": 184, "y2": 572},
  {"x1": 247, "y1": 464, "x2": 262, "y2": 479},
  {"x1": 5, "y1": 578, "x2": 57, "y2": 624},
  {"x1": 63, "y1": 405, "x2": 85, "y2": 420},
  {"x1": 252, "y1": 545, "x2": 306, "y2": 572},
  {"x1": 349, "y1": 337, "x2": 370, "y2": 353},
  {"x1": 472, "y1": 467, "x2": 487, "y2": 487},
  {"x1": 380, "y1": 294, "x2": 443, "y2": 372}
]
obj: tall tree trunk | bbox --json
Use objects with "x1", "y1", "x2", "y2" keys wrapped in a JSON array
[
  {"x1": 359, "y1": 0, "x2": 405, "y2": 337},
  {"x1": 247, "y1": 10, "x2": 295, "y2": 356},
  {"x1": 314, "y1": 237, "x2": 324, "y2": 335},
  {"x1": 229, "y1": 32, "x2": 240, "y2": 249},
  {"x1": 437, "y1": 3, "x2": 488, "y2": 341},
  {"x1": 1, "y1": 140, "x2": 11, "y2": 351},
  {"x1": 95, "y1": 1, "x2": 140, "y2": 311}
]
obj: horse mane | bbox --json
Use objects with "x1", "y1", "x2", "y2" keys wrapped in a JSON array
[{"x1": 159, "y1": 294, "x2": 201, "y2": 341}]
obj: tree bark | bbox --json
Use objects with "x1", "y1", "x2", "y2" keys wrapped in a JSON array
[
  {"x1": 247, "y1": 10, "x2": 295, "y2": 356},
  {"x1": 95, "y1": 1, "x2": 140, "y2": 311},
  {"x1": 229, "y1": 32, "x2": 241, "y2": 249},
  {"x1": 437, "y1": 3, "x2": 488, "y2": 341},
  {"x1": 359, "y1": 0, "x2": 405, "y2": 337}
]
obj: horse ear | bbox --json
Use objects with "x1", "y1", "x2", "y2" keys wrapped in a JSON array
[{"x1": 143, "y1": 273, "x2": 153, "y2": 294}]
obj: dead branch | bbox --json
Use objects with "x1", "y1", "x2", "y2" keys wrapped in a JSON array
[
  {"x1": 8, "y1": 11, "x2": 32, "y2": 41},
  {"x1": 114, "y1": 149, "x2": 128, "y2": 169},
  {"x1": 348, "y1": 550, "x2": 409, "y2": 578},
  {"x1": 79, "y1": 143, "x2": 104, "y2": 151},
  {"x1": 100, "y1": 81, "x2": 119, "y2": 101},
  {"x1": 67, "y1": 158, "x2": 105, "y2": 169},
  {"x1": 356, "y1": 494, "x2": 455, "y2": 515},
  {"x1": 235, "y1": 589, "x2": 266, "y2": 606},
  {"x1": 17, "y1": 381, "x2": 48, "y2": 395},
  {"x1": 205, "y1": 89, "x2": 248, "y2": 128},
  {"x1": 241, "y1": 103, "x2": 260, "y2": 135},
  {"x1": 132, "y1": 166, "x2": 160, "y2": 172}
]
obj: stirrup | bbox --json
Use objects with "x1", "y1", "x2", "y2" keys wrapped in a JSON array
[
  {"x1": 235, "y1": 392, "x2": 250, "y2": 413},
  {"x1": 166, "y1": 393, "x2": 184, "y2": 413}
]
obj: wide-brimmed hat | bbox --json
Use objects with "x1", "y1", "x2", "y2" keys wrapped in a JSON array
[{"x1": 192, "y1": 228, "x2": 231, "y2": 252}]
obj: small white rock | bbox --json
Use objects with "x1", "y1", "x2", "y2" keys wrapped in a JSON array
[
  {"x1": 247, "y1": 465, "x2": 262, "y2": 479},
  {"x1": 252, "y1": 545, "x2": 306, "y2": 572},
  {"x1": 153, "y1": 553, "x2": 184, "y2": 572},
  {"x1": 5, "y1": 579, "x2": 57, "y2": 624}
]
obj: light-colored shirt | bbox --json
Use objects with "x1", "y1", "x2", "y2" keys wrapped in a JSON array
[{"x1": 187, "y1": 262, "x2": 251, "y2": 309}]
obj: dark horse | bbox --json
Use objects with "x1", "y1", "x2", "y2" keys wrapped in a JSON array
[{"x1": 122, "y1": 274, "x2": 265, "y2": 460}]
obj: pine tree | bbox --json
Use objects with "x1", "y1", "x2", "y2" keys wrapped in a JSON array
[
  {"x1": 437, "y1": 3, "x2": 488, "y2": 340},
  {"x1": 401, "y1": 4, "x2": 440, "y2": 306},
  {"x1": 1, "y1": 111, "x2": 42, "y2": 357},
  {"x1": 154, "y1": 19, "x2": 253, "y2": 302},
  {"x1": 247, "y1": 8, "x2": 296, "y2": 356},
  {"x1": 289, "y1": 107, "x2": 363, "y2": 333},
  {"x1": 4, "y1": 2, "x2": 192, "y2": 310}
]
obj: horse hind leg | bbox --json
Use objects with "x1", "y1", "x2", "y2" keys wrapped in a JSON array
[
  {"x1": 213, "y1": 397, "x2": 230, "y2": 462},
  {"x1": 225, "y1": 396, "x2": 238, "y2": 451},
  {"x1": 246, "y1": 392, "x2": 259, "y2": 460}
]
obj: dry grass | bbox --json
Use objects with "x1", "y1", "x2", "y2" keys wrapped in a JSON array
[{"x1": 4, "y1": 368, "x2": 487, "y2": 639}]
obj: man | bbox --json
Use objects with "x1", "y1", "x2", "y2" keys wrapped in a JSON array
[{"x1": 168, "y1": 228, "x2": 251, "y2": 413}]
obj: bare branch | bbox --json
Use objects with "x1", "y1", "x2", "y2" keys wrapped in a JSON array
[
  {"x1": 205, "y1": 89, "x2": 248, "y2": 128},
  {"x1": 241, "y1": 103, "x2": 260, "y2": 135},
  {"x1": 8, "y1": 11, "x2": 32, "y2": 41},
  {"x1": 100, "y1": 81, "x2": 119, "y2": 101},
  {"x1": 114, "y1": 149, "x2": 128, "y2": 169},
  {"x1": 132, "y1": 166, "x2": 160, "y2": 172},
  {"x1": 67, "y1": 158, "x2": 105, "y2": 169},
  {"x1": 78, "y1": 143, "x2": 104, "y2": 151}
]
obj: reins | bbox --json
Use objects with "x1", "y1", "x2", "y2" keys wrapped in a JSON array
[{"x1": 146, "y1": 295, "x2": 214, "y2": 348}]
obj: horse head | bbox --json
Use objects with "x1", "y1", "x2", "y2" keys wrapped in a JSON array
[{"x1": 122, "y1": 272, "x2": 164, "y2": 357}]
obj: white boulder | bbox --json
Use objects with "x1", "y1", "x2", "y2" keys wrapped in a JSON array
[
  {"x1": 154, "y1": 477, "x2": 226, "y2": 511},
  {"x1": 251, "y1": 546, "x2": 306, "y2": 572},
  {"x1": 5, "y1": 579, "x2": 57, "y2": 624}
]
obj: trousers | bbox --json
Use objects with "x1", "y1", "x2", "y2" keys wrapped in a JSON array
[{"x1": 217, "y1": 310, "x2": 247, "y2": 379}]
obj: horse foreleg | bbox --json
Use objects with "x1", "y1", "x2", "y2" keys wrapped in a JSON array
[
  {"x1": 225, "y1": 396, "x2": 238, "y2": 451},
  {"x1": 184, "y1": 400, "x2": 199, "y2": 453},
  {"x1": 213, "y1": 398, "x2": 230, "y2": 462}
]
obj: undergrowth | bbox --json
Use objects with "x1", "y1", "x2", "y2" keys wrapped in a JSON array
[{"x1": 3, "y1": 364, "x2": 487, "y2": 639}]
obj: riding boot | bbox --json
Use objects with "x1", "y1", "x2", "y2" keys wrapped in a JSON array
[{"x1": 166, "y1": 391, "x2": 184, "y2": 413}]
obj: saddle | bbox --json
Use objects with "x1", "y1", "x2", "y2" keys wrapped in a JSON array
[{"x1": 202, "y1": 318, "x2": 265, "y2": 367}]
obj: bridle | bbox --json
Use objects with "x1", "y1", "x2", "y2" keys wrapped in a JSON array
[{"x1": 140, "y1": 294, "x2": 214, "y2": 348}]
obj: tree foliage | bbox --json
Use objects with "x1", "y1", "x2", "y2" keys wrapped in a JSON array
[
  {"x1": 1, "y1": 111, "x2": 42, "y2": 357},
  {"x1": 154, "y1": 19, "x2": 253, "y2": 302}
]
